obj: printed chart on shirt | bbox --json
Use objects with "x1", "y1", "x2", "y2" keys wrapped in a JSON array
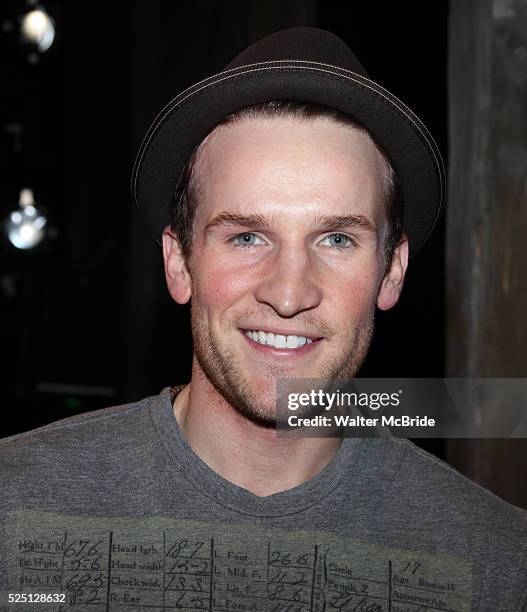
[{"x1": 3, "y1": 510, "x2": 472, "y2": 611}]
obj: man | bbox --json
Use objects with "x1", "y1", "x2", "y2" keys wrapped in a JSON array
[{"x1": 1, "y1": 27, "x2": 526, "y2": 611}]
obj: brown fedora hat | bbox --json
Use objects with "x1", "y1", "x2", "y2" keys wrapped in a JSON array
[{"x1": 132, "y1": 27, "x2": 445, "y2": 257}]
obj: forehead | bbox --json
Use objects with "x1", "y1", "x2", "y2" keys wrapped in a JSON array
[{"x1": 193, "y1": 116, "x2": 388, "y2": 223}]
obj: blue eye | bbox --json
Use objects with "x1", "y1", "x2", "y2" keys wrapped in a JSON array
[
  {"x1": 233, "y1": 233, "x2": 265, "y2": 247},
  {"x1": 322, "y1": 233, "x2": 353, "y2": 248}
]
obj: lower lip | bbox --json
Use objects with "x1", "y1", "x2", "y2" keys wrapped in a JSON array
[{"x1": 240, "y1": 330, "x2": 321, "y2": 356}]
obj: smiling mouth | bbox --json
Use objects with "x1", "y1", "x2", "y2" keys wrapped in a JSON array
[{"x1": 242, "y1": 329, "x2": 319, "y2": 350}]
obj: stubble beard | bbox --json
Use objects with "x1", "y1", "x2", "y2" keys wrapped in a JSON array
[{"x1": 190, "y1": 299, "x2": 375, "y2": 428}]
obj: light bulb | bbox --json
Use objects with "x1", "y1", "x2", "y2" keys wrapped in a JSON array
[
  {"x1": 21, "y1": 7, "x2": 55, "y2": 52},
  {"x1": 5, "y1": 188, "x2": 48, "y2": 249}
]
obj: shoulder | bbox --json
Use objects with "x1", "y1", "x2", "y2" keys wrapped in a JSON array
[
  {"x1": 2, "y1": 396, "x2": 145, "y2": 450},
  {"x1": 388, "y1": 440, "x2": 527, "y2": 606},
  {"x1": 0, "y1": 389, "x2": 169, "y2": 479},
  {"x1": 390, "y1": 438, "x2": 527, "y2": 534},
  {"x1": 0, "y1": 388, "x2": 177, "y2": 518}
]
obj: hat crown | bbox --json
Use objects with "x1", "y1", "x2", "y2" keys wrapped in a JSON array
[{"x1": 226, "y1": 27, "x2": 368, "y2": 77}]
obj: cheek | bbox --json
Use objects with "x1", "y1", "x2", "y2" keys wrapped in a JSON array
[
  {"x1": 326, "y1": 266, "x2": 380, "y2": 324},
  {"x1": 192, "y1": 254, "x2": 254, "y2": 309}
]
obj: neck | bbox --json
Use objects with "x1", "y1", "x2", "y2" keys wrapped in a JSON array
[{"x1": 173, "y1": 361, "x2": 341, "y2": 497}]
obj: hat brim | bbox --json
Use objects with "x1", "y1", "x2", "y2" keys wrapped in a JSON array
[{"x1": 132, "y1": 60, "x2": 445, "y2": 257}]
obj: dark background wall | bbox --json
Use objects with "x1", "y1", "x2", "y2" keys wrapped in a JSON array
[{"x1": 0, "y1": 1, "x2": 447, "y2": 459}]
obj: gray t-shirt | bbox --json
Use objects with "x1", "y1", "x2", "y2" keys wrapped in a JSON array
[{"x1": 0, "y1": 386, "x2": 526, "y2": 611}]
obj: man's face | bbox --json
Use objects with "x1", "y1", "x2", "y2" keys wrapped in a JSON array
[{"x1": 163, "y1": 116, "x2": 408, "y2": 425}]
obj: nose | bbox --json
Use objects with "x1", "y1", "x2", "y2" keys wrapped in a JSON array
[{"x1": 253, "y1": 244, "x2": 323, "y2": 317}]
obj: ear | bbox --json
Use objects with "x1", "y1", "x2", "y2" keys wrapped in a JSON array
[
  {"x1": 162, "y1": 226, "x2": 192, "y2": 304},
  {"x1": 376, "y1": 234, "x2": 409, "y2": 311}
]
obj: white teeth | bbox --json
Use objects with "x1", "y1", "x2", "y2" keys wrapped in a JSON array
[
  {"x1": 275, "y1": 334, "x2": 286, "y2": 348},
  {"x1": 244, "y1": 330, "x2": 315, "y2": 349},
  {"x1": 286, "y1": 335, "x2": 297, "y2": 348}
]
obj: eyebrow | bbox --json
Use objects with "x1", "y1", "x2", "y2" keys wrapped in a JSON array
[{"x1": 203, "y1": 211, "x2": 378, "y2": 235}]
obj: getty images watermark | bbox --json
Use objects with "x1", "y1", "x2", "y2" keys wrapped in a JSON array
[
  {"x1": 276, "y1": 379, "x2": 527, "y2": 438},
  {"x1": 286, "y1": 388, "x2": 433, "y2": 428}
]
